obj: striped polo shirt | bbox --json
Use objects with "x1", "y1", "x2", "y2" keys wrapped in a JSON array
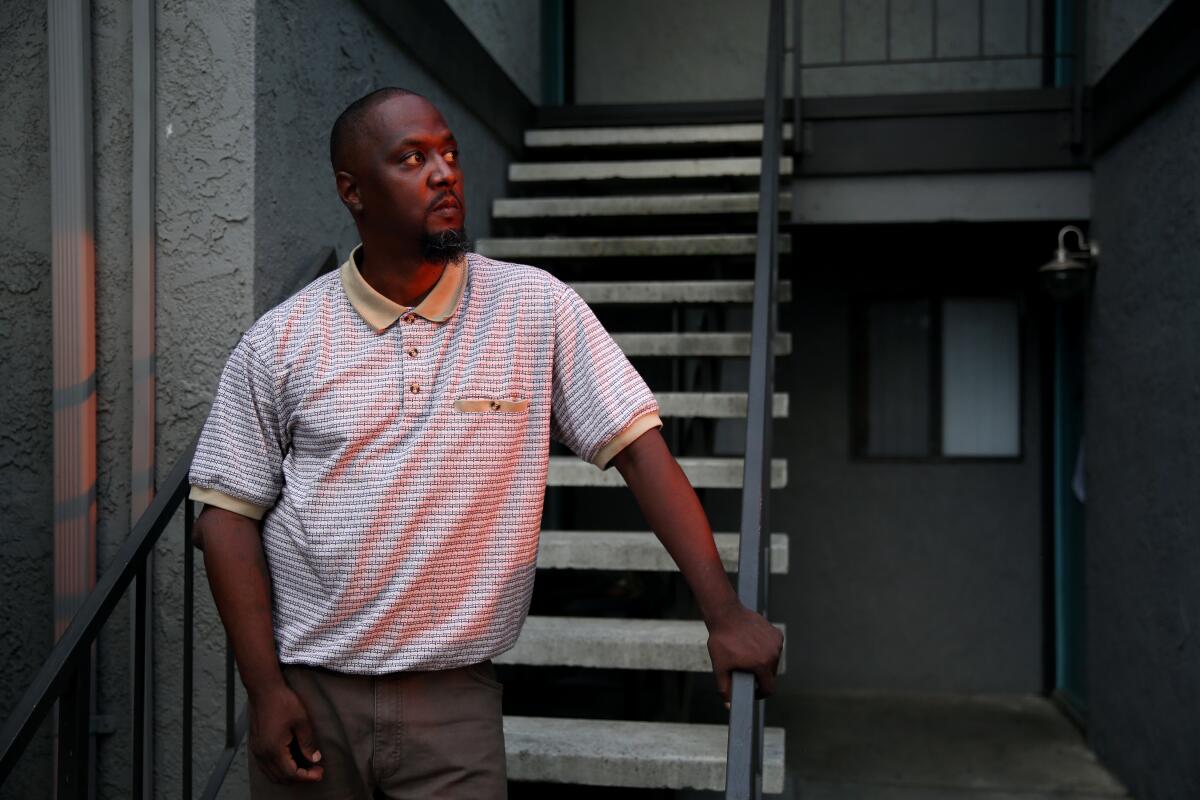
[{"x1": 187, "y1": 243, "x2": 662, "y2": 674}]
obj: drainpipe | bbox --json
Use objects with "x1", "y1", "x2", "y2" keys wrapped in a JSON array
[
  {"x1": 130, "y1": 0, "x2": 157, "y2": 792},
  {"x1": 48, "y1": 0, "x2": 97, "y2": 792}
]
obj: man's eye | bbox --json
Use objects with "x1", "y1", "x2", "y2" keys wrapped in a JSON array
[
  {"x1": 402, "y1": 152, "x2": 422, "y2": 164},
  {"x1": 445, "y1": 149, "x2": 459, "y2": 163}
]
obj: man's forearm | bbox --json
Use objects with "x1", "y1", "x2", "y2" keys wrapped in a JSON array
[
  {"x1": 611, "y1": 428, "x2": 741, "y2": 627},
  {"x1": 196, "y1": 507, "x2": 288, "y2": 699}
]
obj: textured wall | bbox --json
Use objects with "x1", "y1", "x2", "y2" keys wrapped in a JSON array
[
  {"x1": 574, "y1": 0, "x2": 774, "y2": 103},
  {"x1": 1086, "y1": 0, "x2": 1171, "y2": 84},
  {"x1": 92, "y1": 0, "x2": 138, "y2": 795},
  {"x1": 0, "y1": 0, "x2": 54, "y2": 796},
  {"x1": 1085, "y1": 72, "x2": 1200, "y2": 800},
  {"x1": 152, "y1": 0, "x2": 259, "y2": 796},
  {"x1": 252, "y1": 0, "x2": 516, "y2": 314},
  {"x1": 770, "y1": 261, "x2": 1046, "y2": 700},
  {"x1": 446, "y1": 0, "x2": 541, "y2": 104}
]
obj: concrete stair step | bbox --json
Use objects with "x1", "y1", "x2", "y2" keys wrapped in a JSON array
[
  {"x1": 503, "y1": 715, "x2": 786, "y2": 793},
  {"x1": 525, "y1": 122, "x2": 796, "y2": 148},
  {"x1": 570, "y1": 279, "x2": 792, "y2": 304},
  {"x1": 655, "y1": 391, "x2": 789, "y2": 418},
  {"x1": 494, "y1": 191, "x2": 794, "y2": 218},
  {"x1": 548, "y1": 456, "x2": 787, "y2": 488},
  {"x1": 537, "y1": 530, "x2": 789, "y2": 573},
  {"x1": 611, "y1": 331, "x2": 792, "y2": 357},
  {"x1": 475, "y1": 233, "x2": 791, "y2": 259},
  {"x1": 509, "y1": 156, "x2": 794, "y2": 182},
  {"x1": 495, "y1": 616, "x2": 786, "y2": 672}
]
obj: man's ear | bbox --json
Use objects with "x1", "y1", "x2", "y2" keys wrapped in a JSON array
[{"x1": 335, "y1": 170, "x2": 363, "y2": 215}]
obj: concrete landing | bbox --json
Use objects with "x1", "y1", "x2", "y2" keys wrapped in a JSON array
[{"x1": 765, "y1": 692, "x2": 1132, "y2": 799}]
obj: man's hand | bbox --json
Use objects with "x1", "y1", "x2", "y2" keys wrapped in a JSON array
[
  {"x1": 196, "y1": 505, "x2": 323, "y2": 781},
  {"x1": 248, "y1": 682, "x2": 325, "y2": 784},
  {"x1": 705, "y1": 600, "x2": 784, "y2": 709},
  {"x1": 611, "y1": 428, "x2": 785, "y2": 711}
]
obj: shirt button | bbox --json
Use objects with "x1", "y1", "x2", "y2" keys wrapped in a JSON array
[
  {"x1": 409, "y1": 383, "x2": 420, "y2": 394},
  {"x1": 407, "y1": 347, "x2": 418, "y2": 357},
  {"x1": 490, "y1": 400, "x2": 502, "y2": 411},
  {"x1": 403, "y1": 313, "x2": 416, "y2": 324}
]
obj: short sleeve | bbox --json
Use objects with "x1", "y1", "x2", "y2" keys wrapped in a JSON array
[
  {"x1": 187, "y1": 332, "x2": 287, "y2": 519},
  {"x1": 550, "y1": 282, "x2": 662, "y2": 470}
]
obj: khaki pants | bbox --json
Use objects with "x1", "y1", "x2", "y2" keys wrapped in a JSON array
[{"x1": 248, "y1": 659, "x2": 507, "y2": 799}]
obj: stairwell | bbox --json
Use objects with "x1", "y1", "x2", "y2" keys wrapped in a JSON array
[{"x1": 475, "y1": 118, "x2": 792, "y2": 795}]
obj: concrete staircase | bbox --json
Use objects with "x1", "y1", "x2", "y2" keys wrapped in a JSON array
[{"x1": 477, "y1": 119, "x2": 790, "y2": 795}]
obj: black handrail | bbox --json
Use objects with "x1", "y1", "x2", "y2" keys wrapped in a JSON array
[
  {"x1": 725, "y1": 0, "x2": 785, "y2": 797},
  {"x1": 0, "y1": 247, "x2": 338, "y2": 798}
]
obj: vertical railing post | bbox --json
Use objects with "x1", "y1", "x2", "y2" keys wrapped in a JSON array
[
  {"x1": 225, "y1": 641, "x2": 236, "y2": 749},
  {"x1": 55, "y1": 658, "x2": 91, "y2": 800},
  {"x1": 1069, "y1": 0, "x2": 1087, "y2": 149},
  {"x1": 792, "y1": 0, "x2": 805, "y2": 224},
  {"x1": 132, "y1": 562, "x2": 148, "y2": 800},
  {"x1": 1041, "y1": 0, "x2": 1057, "y2": 87},
  {"x1": 184, "y1": 498, "x2": 195, "y2": 800}
]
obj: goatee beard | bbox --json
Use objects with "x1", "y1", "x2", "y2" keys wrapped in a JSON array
[{"x1": 420, "y1": 227, "x2": 471, "y2": 264}]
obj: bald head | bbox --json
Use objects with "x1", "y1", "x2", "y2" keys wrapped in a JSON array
[{"x1": 329, "y1": 86, "x2": 430, "y2": 174}]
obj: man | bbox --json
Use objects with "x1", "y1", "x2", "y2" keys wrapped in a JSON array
[{"x1": 188, "y1": 87, "x2": 783, "y2": 799}]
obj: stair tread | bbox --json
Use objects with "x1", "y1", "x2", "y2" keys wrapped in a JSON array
[
  {"x1": 570, "y1": 279, "x2": 792, "y2": 304},
  {"x1": 654, "y1": 390, "x2": 789, "y2": 418},
  {"x1": 503, "y1": 715, "x2": 786, "y2": 792},
  {"x1": 476, "y1": 232, "x2": 791, "y2": 258},
  {"x1": 548, "y1": 455, "x2": 787, "y2": 488},
  {"x1": 610, "y1": 331, "x2": 792, "y2": 357},
  {"x1": 510, "y1": 156, "x2": 795, "y2": 181},
  {"x1": 494, "y1": 192, "x2": 794, "y2": 217},
  {"x1": 537, "y1": 529, "x2": 788, "y2": 573},
  {"x1": 496, "y1": 615, "x2": 786, "y2": 673},
  {"x1": 525, "y1": 122, "x2": 796, "y2": 147}
]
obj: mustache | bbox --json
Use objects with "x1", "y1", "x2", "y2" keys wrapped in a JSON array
[{"x1": 428, "y1": 192, "x2": 463, "y2": 212}]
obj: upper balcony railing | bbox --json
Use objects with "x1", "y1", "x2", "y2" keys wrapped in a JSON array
[{"x1": 790, "y1": 0, "x2": 1085, "y2": 98}]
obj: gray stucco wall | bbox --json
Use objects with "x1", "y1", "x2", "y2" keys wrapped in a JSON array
[
  {"x1": 153, "y1": 0, "x2": 259, "y2": 796},
  {"x1": 0, "y1": 1, "x2": 54, "y2": 797},
  {"x1": 93, "y1": 0, "x2": 137, "y2": 795},
  {"x1": 1, "y1": 0, "x2": 518, "y2": 795},
  {"x1": 769, "y1": 265, "x2": 1045, "y2": 702},
  {"x1": 0, "y1": 1, "x2": 142, "y2": 795},
  {"x1": 252, "y1": 0, "x2": 516, "y2": 314},
  {"x1": 1086, "y1": 0, "x2": 1171, "y2": 83},
  {"x1": 1085, "y1": 70, "x2": 1200, "y2": 800},
  {"x1": 446, "y1": 0, "x2": 541, "y2": 104}
]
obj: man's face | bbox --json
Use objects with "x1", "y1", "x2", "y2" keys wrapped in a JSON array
[{"x1": 344, "y1": 94, "x2": 466, "y2": 244}]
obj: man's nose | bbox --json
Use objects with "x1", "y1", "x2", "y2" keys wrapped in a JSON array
[{"x1": 428, "y1": 152, "x2": 457, "y2": 186}]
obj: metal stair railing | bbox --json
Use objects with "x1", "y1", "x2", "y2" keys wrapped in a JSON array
[
  {"x1": 725, "y1": 0, "x2": 786, "y2": 797},
  {"x1": 0, "y1": 247, "x2": 339, "y2": 800}
]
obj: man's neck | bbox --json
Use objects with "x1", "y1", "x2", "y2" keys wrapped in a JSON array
[{"x1": 356, "y1": 236, "x2": 446, "y2": 309}]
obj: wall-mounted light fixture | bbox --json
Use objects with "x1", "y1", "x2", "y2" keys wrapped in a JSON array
[{"x1": 1039, "y1": 225, "x2": 1100, "y2": 300}]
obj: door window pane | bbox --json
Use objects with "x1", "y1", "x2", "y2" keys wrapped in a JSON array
[
  {"x1": 865, "y1": 300, "x2": 932, "y2": 456},
  {"x1": 941, "y1": 299, "x2": 1020, "y2": 456}
]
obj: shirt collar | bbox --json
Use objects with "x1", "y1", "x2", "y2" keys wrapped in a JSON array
[{"x1": 338, "y1": 242, "x2": 467, "y2": 331}]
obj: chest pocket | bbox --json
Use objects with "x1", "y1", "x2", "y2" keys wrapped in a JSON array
[{"x1": 453, "y1": 397, "x2": 530, "y2": 413}]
